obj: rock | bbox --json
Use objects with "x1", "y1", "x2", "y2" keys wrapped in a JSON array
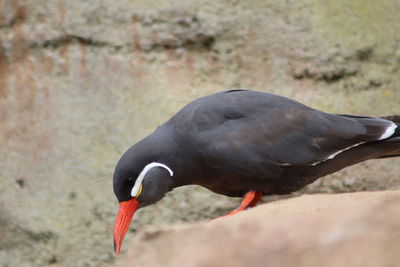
[{"x1": 126, "y1": 190, "x2": 400, "y2": 267}]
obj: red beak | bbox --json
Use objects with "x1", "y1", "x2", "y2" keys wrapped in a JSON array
[{"x1": 113, "y1": 198, "x2": 140, "y2": 255}]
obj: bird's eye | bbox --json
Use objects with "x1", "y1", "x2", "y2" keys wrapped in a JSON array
[{"x1": 127, "y1": 177, "x2": 133, "y2": 181}]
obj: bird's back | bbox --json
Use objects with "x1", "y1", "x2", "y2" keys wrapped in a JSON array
[{"x1": 160, "y1": 90, "x2": 399, "y2": 196}]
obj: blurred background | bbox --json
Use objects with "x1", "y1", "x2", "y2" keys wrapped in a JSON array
[{"x1": 0, "y1": 0, "x2": 399, "y2": 266}]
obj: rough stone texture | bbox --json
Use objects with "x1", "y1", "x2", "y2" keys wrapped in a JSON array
[
  {"x1": 0, "y1": 0, "x2": 399, "y2": 266},
  {"x1": 126, "y1": 190, "x2": 400, "y2": 267}
]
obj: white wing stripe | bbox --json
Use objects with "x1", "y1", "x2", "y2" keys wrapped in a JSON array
[
  {"x1": 311, "y1": 142, "x2": 364, "y2": 166},
  {"x1": 311, "y1": 122, "x2": 398, "y2": 166}
]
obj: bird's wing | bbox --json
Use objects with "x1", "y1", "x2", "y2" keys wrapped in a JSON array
[{"x1": 180, "y1": 90, "x2": 395, "y2": 179}]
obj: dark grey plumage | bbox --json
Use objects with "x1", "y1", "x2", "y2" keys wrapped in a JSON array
[{"x1": 113, "y1": 89, "x2": 400, "y2": 203}]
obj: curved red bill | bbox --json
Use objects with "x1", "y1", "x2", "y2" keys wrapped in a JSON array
[{"x1": 113, "y1": 198, "x2": 140, "y2": 255}]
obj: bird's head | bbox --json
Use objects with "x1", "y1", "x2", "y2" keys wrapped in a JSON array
[{"x1": 112, "y1": 148, "x2": 174, "y2": 255}]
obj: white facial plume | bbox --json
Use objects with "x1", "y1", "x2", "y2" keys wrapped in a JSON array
[{"x1": 130, "y1": 162, "x2": 174, "y2": 197}]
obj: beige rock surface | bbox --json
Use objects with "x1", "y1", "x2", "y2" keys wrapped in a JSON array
[{"x1": 126, "y1": 190, "x2": 400, "y2": 267}]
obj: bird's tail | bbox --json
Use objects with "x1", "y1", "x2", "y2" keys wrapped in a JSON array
[
  {"x1": 380, "y1": 115, "x2": 400, "y2": 140},
  {"x1": 377, "y1": 115, "x2": 400, "y2": 158},
  {"x1": 380, "y1": 115, "x2": 400, "y2": 123}
]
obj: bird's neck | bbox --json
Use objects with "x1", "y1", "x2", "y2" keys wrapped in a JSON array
[{"x1": 137, "y1": 128, "x2": 190, "y2": 188}]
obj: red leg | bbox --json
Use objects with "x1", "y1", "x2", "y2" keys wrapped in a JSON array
[
  {"x1": 215, "y1": 191, "x2": 263, "y2": 219},
  {"x1": 248, "y1": 191, "x2": 263, "y2": 207}
]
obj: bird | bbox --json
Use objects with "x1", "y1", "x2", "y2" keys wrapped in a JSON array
[{"x1": 112, "y1": 89, "x2": 400, "y2": 255}]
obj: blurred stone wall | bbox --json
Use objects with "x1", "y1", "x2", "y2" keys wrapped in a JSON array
[{"x1": 0, "y1": 0, "x2": 399, "y2": 266}]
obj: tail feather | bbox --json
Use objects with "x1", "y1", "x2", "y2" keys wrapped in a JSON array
[
  {"x1": 380, "y1": 115, "x2": 400, "y2": 139},
  {"x1": 380, "y1": 115, "x2": 400, "y2": 123},
  {"x1": 392, "y1": 123, "x2": 400, "y2": 139},
  {"x1": 395, "y1": 127, "x2": 400, "y2": 139},
  {"x1": 375, "y1": 115, "x2": 400, "y2": 158},
  {"x1": 378, "y1": 154, "x2": 400, "y2": 159}
]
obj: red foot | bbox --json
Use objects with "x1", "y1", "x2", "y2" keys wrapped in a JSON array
[{"x1": 214, "y1": 191, "x2": 263, "y2": 219}]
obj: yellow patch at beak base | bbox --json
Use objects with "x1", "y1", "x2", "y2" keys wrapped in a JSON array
[{"x1": 135, "y1": 184, "x2": 143, "y2": 198}]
